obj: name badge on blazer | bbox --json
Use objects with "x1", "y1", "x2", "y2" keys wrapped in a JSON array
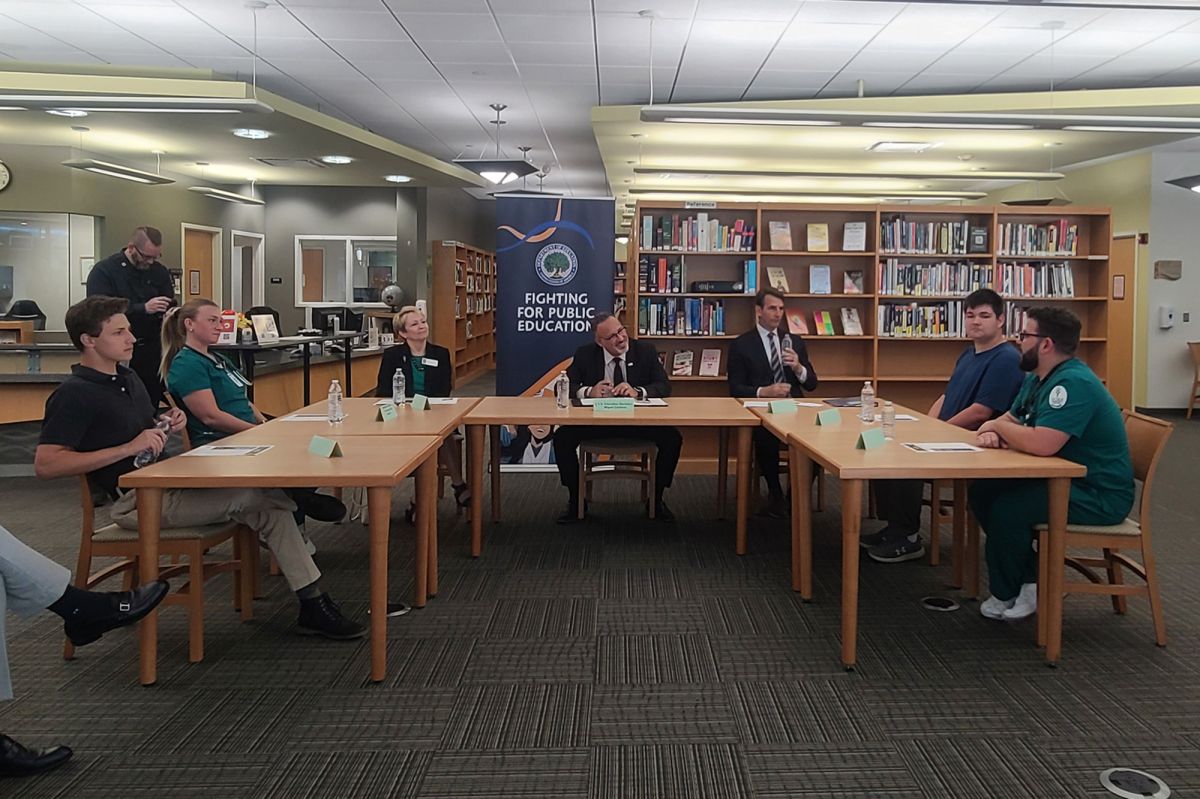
[{"x1": 422, "y1": 357, "x2": 439, "y2": 367}]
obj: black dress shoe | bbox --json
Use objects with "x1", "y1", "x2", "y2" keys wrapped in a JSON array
[
  {"x1": 297, "y1": 593, "x2": 367, "y2": 640},
  {"x1": 556, "y1": 502, "x2": 581, "y2": 525},
  {"x1": 758, "y1": 498, "x2": 790, "y2": 519},
  {"x1": 654, "y1": 501, "x2": 676, "y2": 522},
  {"x1": 0, "y1": 735, "x2": 72, "y2": 778},
  {"x1": 63, "y1": 581, "x2": 170, "y2": 648},
  {"x1": 293, "y1": 491, "x2": 346, "y2": 523}
]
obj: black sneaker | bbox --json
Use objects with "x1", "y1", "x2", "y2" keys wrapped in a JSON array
[
  {"x1": 867, "y1": 537, "x2": 926, "y2": 563},
  {"x1": 557, "y1": 499, "x2": 584, "y2": 524},
  {"x1": 296, "y1": 593, "x2": 367, "y2": 639},
  {"x1": 859, "y1": 526, "x2": 905, "y2": 550},
  {"x1": 368, "y1": 602, "x2": 411, "y2": 617},
  {"x1": 294, "y1": 491, "x2": 346, "y2": 523},
  {"x1": 655, "y1": 500, "x2": 676, "y2": 522}
]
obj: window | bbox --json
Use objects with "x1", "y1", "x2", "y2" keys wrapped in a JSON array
[
  {"x1": 295, "y1": 235, "x2": 396, "y2": 308},
  {"x1": 0, "y1": 211, "x2": 98, "y2": 332}
]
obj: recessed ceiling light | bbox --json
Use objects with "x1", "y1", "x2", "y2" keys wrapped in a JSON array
[
  {"x1": 867, "y1": 141, "x2": 941, "y2": 153},
  {"x1": 384, "y1": 174, "x2": 412, "y2": 183},
  {"x1": 232, "y1": 128, "x2": 271, "y2": 140},
  {"x1": 864, "y1": 122, "x2": 1032, "y2": 130},
  {"x1": 320, "y1": 155, "x2": 352, "y2": 165},
  {"x1": 47, "y1": 109, "x2": 87, "y2": 118}
]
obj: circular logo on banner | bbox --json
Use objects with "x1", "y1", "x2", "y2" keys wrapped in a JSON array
[
  {"x1": 1049, "y1": 385, "x2": 1068, "y2": 409},
  {"x1": 535, "y1": 243, "x2": 578, "y2": 286}
]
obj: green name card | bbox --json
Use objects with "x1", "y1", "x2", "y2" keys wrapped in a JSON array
[
  {"x1": 768, "y1": 400, "x2": 796, "y2": 414},
  {"x1": 815, "y1": 409, "x2": 841, "y2": 426},
  {"x1": 856, "y1": 427, "x2": 887, "y2": 450},
  {"x1": 375, "y1": 402, "x2": 398, "y2": 422},
  {"x1": 593, "y1": 397, "x2": 635, "y2": 413},
  {"x1": 308, "y1": 435, "x2": 343, "y2": 458},
  {"x1": 411, "y1": 394, "x2": 430, "y2": 411}
]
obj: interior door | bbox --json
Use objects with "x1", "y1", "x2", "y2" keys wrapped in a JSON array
[
  {"x1": 302, "y1": 248, "x2": 324, "y2": 303},
  {"x1": 1108, "y1": 235, "x2": 1136, "y2": 409},
  {"x1": 183, "y1": 228, "x2": 215, "y2": 301}
]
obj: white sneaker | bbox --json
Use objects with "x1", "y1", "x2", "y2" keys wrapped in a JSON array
[
  {"x1": 1001, "y1": 583, "x2": 1037, "y2": 621},
  {"x1": 980, "y1": 595, "x2": 1015, "y2": 620}
]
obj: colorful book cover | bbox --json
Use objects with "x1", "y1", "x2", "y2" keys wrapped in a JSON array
[
  {"x1": 768, "y1": 221, "x2": 793, "y2": 251},
  {"x1": 786, "y1": 307, "x2": 809, "y2": 336},
  {"x1": 840, "y1": 307, "x2": 864, "y2": 336},
  {"x1": 699, "y1": 348, "x2": 721, "y2": 376},
  {"x1": 672, "y1": 350, "x2": 694, "y2": 376},
  {"x1": 766, "y1": 266, "x2": 790, "y2": 292},
  {"x1": 814, "y1": 310, "x2": 837, "y2": 335},
  {"x1": 809, "y1": 264, "x2": 832, "y2": 295},
  {"x1": 843, "y1": 270, "x2": 864, "y2": 294},
  {"x1": 807, "y1": 223, "x2": 830, "y2": 252},
  {"x1": 843, "y1": 221, "x2": 867, "y2": 252}
]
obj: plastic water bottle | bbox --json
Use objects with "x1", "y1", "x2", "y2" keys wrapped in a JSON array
[
  {"x1": 327, "y1": 379, "x2": 344, "y2": 423},
  {"x1": 554, "y1": 370, "x2": 570, "y2": 409},
  {"x1": 881, "y1": 400, "x2": 896, "y2": 439},
  {"x1": 859, "y1": 380, "x2": 875, "y2": 423},
  {"x1": 133, "y1": 417, "x2": 172, "y2": 468},
  {"x1": 392, "y1": 368, "x2": 406, "y2": 405}
]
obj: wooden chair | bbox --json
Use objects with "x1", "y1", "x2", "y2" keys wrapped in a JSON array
[
  {"x1": 1188, "y1": 342, "x2": 1200, "y2": 420},
  {"x1": 578, "y1": 439, "x2": 657, "y2": 519},
  {"x1": 65, "y1": 476, "x2": 258, "y2": 663},
  {"x1": 1036, "y1": 410, "x2": 1173, "y2": 651}
]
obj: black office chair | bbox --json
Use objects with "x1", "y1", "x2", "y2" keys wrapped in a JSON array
[{"x1": 4, "y1": 299, "x2": 47, "y2": 330}]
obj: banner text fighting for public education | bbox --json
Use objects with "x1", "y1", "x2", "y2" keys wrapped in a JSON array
[{"x1": 516, "y1": 292, "x2": 595, "y2": 332}]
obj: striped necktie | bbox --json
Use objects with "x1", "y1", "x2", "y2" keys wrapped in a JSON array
[{"x1": 768, "y1": 332, "x2": 786, "y2": 384}]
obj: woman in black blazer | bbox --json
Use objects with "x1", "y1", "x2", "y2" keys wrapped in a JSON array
[{"x1": 374, "y1": 306, "x2": 468, "y2": 513}]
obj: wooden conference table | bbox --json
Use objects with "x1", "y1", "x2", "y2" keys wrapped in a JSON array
[
  {"x1": 753, "y1": 401, "x2": 1086, "y2": 668},
  {"x1": 120, "y1": 425, "x2": 442, "y2": 686},
  {"x1": 462, "y1": 396, "x2": 762, "y2": 557}
]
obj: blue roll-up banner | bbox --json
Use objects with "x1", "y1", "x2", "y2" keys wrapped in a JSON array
[{"x1": 495, "y1": 196, "x2": 614, "y2": 396}]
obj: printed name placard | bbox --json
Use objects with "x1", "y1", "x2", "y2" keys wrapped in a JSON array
[
  {"x1": 856, "y1": 428, "x2": 887, "y2": 449},
  {"x1": 376, "y1": 402, "x2": 398, "y2": 422},
  {"x1": 308, "y1": 435, "x2": 343, "y2": 457},
  {"x1": 768, "y1": 400, "x2": 796, "y2": 414},
  {"x1": 815, "y1": 409, "x2": 841, "y2": 426},
  {"x1": 593, "y1": 397, "x2": 635, "y2": 413},
  {"x1": 411, "y1": 394, "x2": 430, "y2": 411}
]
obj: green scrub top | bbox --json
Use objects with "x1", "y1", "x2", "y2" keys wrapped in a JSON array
[
  {"x1": 1009, "y1": 357, "x2": 1134, "y2": 521},
  {"x1": 411, "y1": 357, "x2": 426, "y2": 396},
  {"x1": 167, "y1": 346, "x2": 256, "y2": 445}
]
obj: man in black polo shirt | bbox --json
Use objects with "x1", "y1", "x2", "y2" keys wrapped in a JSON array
[
  {"x1": 35, "y1": 296, "x2": 364, "y2": 641},
  {"x1": 86, "y1": 226, "x2": 176, "y2": 407}
]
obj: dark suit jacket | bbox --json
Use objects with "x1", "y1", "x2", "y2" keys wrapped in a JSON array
[
  {"x1": 727, "y1": 328, "x2": 818, "y2": 398},
  {"x1": 374, "y1": 342, "x2": 453, "y2": 398},
  {"x1": 566, "y1": 339, "x2": 671, "y2": 399}
]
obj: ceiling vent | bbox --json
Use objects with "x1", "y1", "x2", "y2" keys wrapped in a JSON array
[{"x1": 252, "y1": 157, "x2": 327, "y2": 169}]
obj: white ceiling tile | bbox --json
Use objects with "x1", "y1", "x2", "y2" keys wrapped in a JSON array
[
  {"x1": 1082, "y1": 9, "x2": 1200, "y2": 33},
  {"x1": 175, "y1": 1, "x2": 313, "y2": 39},
  {"x1": 325, "y1": 39, "x2": 425, "y2": 62},
  {"x1": 142, "y1": 34, "x2": 250, "y2": 59},
  {"x1": 997, "y1": 53, "x2": 1112, "y2": 78},
  {"x1": 496, "y1": 14, "x2": 593, "y2": 44},
  {"x1": 436, "y1": 62, "x2": 522, "y2": 82},
  {"x1": 955, "y1": 27, "x2": 1048, "y2": 57},
  {"x1": 396, "y1": 13, "x2": 501, "y2": 43},
  {"x1": 1123, "y1": 29, "x2": 1200, "y2": 59},
  {"x1": 428, "y1": 42, "x2": 514, "y2": 64},
  {"x1": 688, "y1": 19, "x2": 782, "y2": 47},
  {"x1": 669, "y1": 86, "x2": 747, "y2": 103},
  {"x1": 741, "y1": 84, "x2": 823, "y2": 101},
  {"x1": 776, "y1": 22, "x2": 882, "y2": 51},
  {"x1": 793, "y1": 1, "x2": 903, "y2": 25},
  {"x1": 843, "y1": 49, "x2": 944, "y2": 72},
  {"x1": 87, "y1": 5, "x2": 198, "y2": 31},
  {"x1": 491, "y1": 0, "x2": 591, "y2": 12},
  {"x1": 594, "y1": 0, "x2": 696, "y2": 20},
  {"x1": 230, "y1": 37, "x2": 334, "y2": 59},
  {"x1": 918, "y1": 50, "x2": 1029, "y2": 76},
  {"x1": 518, "y1": 64, "x2": 597, "y2": 84},
  {"x1": 761, "y1": 48, "x2": 854, "y2": 71},
  {"x1": 383, "y1": 0, "x2": 487, "y2": 12},
  {"x1": 357, "y1": 59, "x2": 444, "y2": 82},
  {"x1": 817, "y1": 70, "x2": 912, "y2": 96},
  {"x1": 599, "y1": 82, "x2": 650, "y2": 105},
  {"x1": 992, "y1": 6, "x2": 1106, "y2": 30},
  {"x1": 289, "y1": 10, "x2": 405, "y2": 40},
  {"x1": 1050, "y1": 28, "x2": 1161, "y2": 56},
  {"x1": 694, "y1": 0, "x2": 799, "y2": 23},
  {"x1": 896, "y1": 74, "x2": 991, "y2": 94},
  {"x1": 750, "y1": 69, "x2": 839, "y2": 90},
  {"x1": 599, "y1": 65, "x2": 676, "y2": 85},
  {"x1": 91, "y1": 51, "x2": 195, "y2": 68},
  {"x1": 891, "y1": 4, "x2": 1002, "y2": 28},
  {"x1": 508, "y1": 41, "x2": 594, "y2": 65}
]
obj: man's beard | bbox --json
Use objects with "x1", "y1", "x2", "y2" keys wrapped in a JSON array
[{"x1": 1019, "y1": 347, "x2": 1039, "y2": 372}]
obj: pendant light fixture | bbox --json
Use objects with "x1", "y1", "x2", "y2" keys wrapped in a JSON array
[{"x1": 453, "y1": 103, "x2": 538, "y2": 185}]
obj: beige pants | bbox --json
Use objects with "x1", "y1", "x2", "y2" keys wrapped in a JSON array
[{"x1": 110, "y1": 487, "x2": 321, "y2": 591}]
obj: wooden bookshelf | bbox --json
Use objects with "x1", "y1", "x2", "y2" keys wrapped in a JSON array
[
  {"x1": 431, "y1": 240, "x2": 496, "y2": 384},
  {"x1": 632, "y1": 202, "x2": 1113, "y2": 466}
]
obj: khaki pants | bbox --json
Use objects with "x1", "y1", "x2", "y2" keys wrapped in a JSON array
[{"x1": 111, "y1": 487, "x2": 321, "y2": 592}]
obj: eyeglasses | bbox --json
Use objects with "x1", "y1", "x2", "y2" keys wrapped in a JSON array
[
  {"x1": 599, "y1": 326, "x2": 627, "y2": 343},
  {"x1": 131, "y1": 245, "x2": 159, "y2": 264},
  {"x1": 1017, "y1": 332, "x2": 1049, "y2": 342}
]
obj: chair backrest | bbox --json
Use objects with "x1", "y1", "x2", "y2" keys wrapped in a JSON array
[
  {"x1": 1190, "y1": 342, "x2": 1200, "y2": 380},
  {"x1": 78, "y1": 475, "x2": 98, "y2": 539},
  {"x1": 4, "y1": 299, "x2": 47, "y2": 330},
  {"x1": 1122, "y1": 410, "x2": 1173, "y2": 525}
]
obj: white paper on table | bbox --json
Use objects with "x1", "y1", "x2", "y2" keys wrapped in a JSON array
[
  {"x1": 796, "y1": 401, "x2": 822, "y2": 407},
  {"x1": 902, "y1": 442, "x2": 982, "y2": 453},
  {"x1": 874, "y1": 413, "x2": 917, "y2": 421},
  {"x1": 742, "y1": 401, "x2": 769, "y2": 408},
  {"x1": 183, "y1": 444, "x2": 274, "y2": 457},
  {"x1": 373, "y1": 398, "x2": 459, "y2": 405},
  {"x1": 279, "y1": 413, "x2": 331, "y2": 422},
  {"x1": 578, "y1": 398, "x2": 667, "y2": 407}
]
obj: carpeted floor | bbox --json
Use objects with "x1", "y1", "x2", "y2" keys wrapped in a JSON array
[{"x1": 1, "y1": 405, "x2": 1197, "y2": 798}]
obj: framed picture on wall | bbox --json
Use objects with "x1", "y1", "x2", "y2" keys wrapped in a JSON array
[
  {"x1": 79, "y1": 256, "x2": 94, "y2": 284},
  {"x1": 189, "y1": 270, "x2": 200, "y2": 295},
  {"x1": 172, "y1": 271, "x2": 183, "y2": 296}
]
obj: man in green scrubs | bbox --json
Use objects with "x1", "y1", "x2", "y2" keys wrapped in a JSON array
[{"x1": 970, "y1": 306, "x2": 1133, "y2": 622}]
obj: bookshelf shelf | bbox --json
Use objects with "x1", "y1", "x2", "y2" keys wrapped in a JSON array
[
  {"x1": 786, "y1": 293, "x2": 872, "y2": 299},
  {"x1": 433, "y1": 240, "x2": 496, "y2": 383},
  {"x1": 764, "y1": 251, "x2": 876, "y2": 257},
  {"x1": 640, "y1": 250, "x2": 753, "y2": 256},
  {"x1": 879, "y1": 252, "x2": 994, "y2": 259}
]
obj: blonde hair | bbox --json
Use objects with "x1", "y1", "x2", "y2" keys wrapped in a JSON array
[
  {"x1": 392, "y1": 305, "x2": 424, "y2": 340},
  {"x1": 160, "y1": 298, "x2": 219, "y2": 381}
]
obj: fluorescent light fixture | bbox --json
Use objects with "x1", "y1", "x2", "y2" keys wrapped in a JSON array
[
  {"x1": 0, "y1": 106, "x2": 26, "y2": 111},
  {"x1": 629, "y1": 188, "x2": 985, "y2": 200},
  {"x1": 1165, "y1": 174, "x2": 1200, "y2": 194},
  {"x1": 863, "y1": 122, "x2": 1034, "y2": 130},
  {"x1": 233, "y1": 128, "x2": 271, "y2": 140},
  {"x1": 61, "y1": 158, "x2": 174, "y2": 185},
  {"x1": 868, "y1": 141, "x2": 941, "y2": 153},
  {"x1": 47, "y1": 109, "x2": 87, "y2": 118},
  {"x1": 188, "y1": 186, "x2": 265, "y2": 205},
  {"x1": 632, "y1": 167, "x2": 1063, "y2": 181},
  {"x1": 1064, "y1": 125, "x2": 1200, "y2": 134},
  {"x1": 0, "y1": 95, "x2": 272, "y2": 113},
  {"x1": 663, "y1": 116, "x2": 838, "y2": 126},
  {"x1": 454, "y1": 157, "x2": 538, "y2": 185},
  {"x1": 320, "y1": 155, "x2": 352, "y2": 164},
  {"x1": 384, "y1": 174, "x2": 412, "y2": 183}
]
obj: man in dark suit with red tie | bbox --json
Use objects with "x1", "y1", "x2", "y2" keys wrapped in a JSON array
[
  {"x1": 553, "y1": 312, "x2": 682, "y2": 524},
  {"x1": 727, "y1": 288, "x2": 819, "y2": 517}
]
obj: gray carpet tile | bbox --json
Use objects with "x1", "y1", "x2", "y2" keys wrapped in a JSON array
[{"x1": 3, "y1": 407, "x2": 1200, "y2": 796}]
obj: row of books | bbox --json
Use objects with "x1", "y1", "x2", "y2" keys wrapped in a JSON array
[
  {"x1": 464, "y1": 295, "x2": 493, "y2": 314},
  {"x1": 997, "y1": 221, "x2": 1080, "y2": 256},
  {"x1": 879, "y1": 216, "x2": 987, "y2": 256},
  {"x1": 766, "y1": 221, "x2": 867, "y2": 252},
  {"x1": 997, "y1": 261, "x2": 1076, "y2": 297},
  {"x1": 877, "y1": 300, "x2": 1079, "y2": 338},
  {"x1": 637, "y1": 256, "x2": 758, "y2": 294},
  {"x1": 877, "y1": 259, "x2": 1078, "y2": 298},
  {"x1": 465, "y1": 275, "x2": 492, "y2": 293},
  {"x1": 637, "y1": 297, "x2": 726, "y2": 336},
  {"x1": 642, "y1": 214, "x2": 756, "y2": 252},
  {"x1": 786, "y1": 307, "x2": 864, "y2": 336},
  {"x1": 667, "y1": 349, "x2": 722, "y2": 377},
  {"x1": 767, "y1": 265, "x2": 864, "y2": 294}
]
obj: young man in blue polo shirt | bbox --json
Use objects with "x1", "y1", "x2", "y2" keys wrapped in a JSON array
[{"x1": 864, "y1": 288, "x2": 1024, "y2": 563}]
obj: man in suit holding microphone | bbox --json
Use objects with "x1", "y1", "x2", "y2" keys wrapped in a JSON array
[
  {"x1": 727, "y1": 288, "x2": 819, "y2": 518},
  {"x1": 553, "y1": 312, "x2": 682, "y2": 524}
]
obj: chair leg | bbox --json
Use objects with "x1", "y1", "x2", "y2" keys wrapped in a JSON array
[
  {"x1": 647, "y1": 451, "x2": 657, "y2": 519},
  {"x1": 1103, "y1": 548, "x2": 1128, "y2": 615},
  {"x1": 929, "y1": 480, "x2": 944, "y2": 567},
  {"x1": 814, "y1": 465, "x2": 825, "y2": 512},
  {"x1": 187, "y1": 546, "x2": 205, "y2": 663},
  {"x1": 640, "y1": 454, "x2": 648, "y2": 503},
  {"x1": 232, "y1": 534, "x2": 242, "y2": 612},
  {"x1": 867, "y1": 480, "x2": 877, "y2": 519},
  {"x1": 1141, "y1": 540, "x2": 1168, "y2": 647},
  {"x1": 239, "y1": 529, "x2": 255, "y2": 621},
  {"x1": 1037, "y1": 530, "x2": 1048, "y2": 648},
  {"x1": 578, "y1": 454, "x2": 587, "y2": 520}
]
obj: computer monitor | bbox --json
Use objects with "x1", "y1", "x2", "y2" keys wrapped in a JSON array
[
  {"x1": 342, "y1": 308, "x2": 364, "y2": 333},
  {"x1": 311, "y1": 307, "x2": 341, "y2": 333}
]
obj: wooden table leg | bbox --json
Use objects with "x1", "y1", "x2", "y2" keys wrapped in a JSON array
[
  {"x1": 841, "y1": 479, "x2": 863, "y2": 670},
  {"x1": 467, "y1": 424, "x2": 484, "y2": 557},
  {"x1": 367, "y1": 485, "x2": 392, "y2": 683},
  {"x1": 966, "y1": 503, "x2": 981, "y2": 600},
  {"x1": 789, "y1": 444, "x2": 813, "y2": 600},
  {"x1": 424, "y1": 452, "x2": 439, "y2": 598},
  {"x1": 137, "y1": 487, "x2": 163, "y2": 687},
  {"x1": 717, "y1": 427, "x2": 729, "y2": 520},
  {"x1": 950, "y1": 480, "x2": 967, "y2": 589},
  {"x1": 1045, "y1": 476, "x2": 1070, "y2": 665},
  {"x1": 489, "y1": 425, "x2": 501, "y2": 523},
  {"x1": 735, "y1": 427, "x2": 751, "y2": 555}
]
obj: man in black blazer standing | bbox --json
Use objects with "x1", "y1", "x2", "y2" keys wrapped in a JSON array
[
  {"x1": 553, "y1": 312, "x2": 682, "y2": 523},
  {"x1": 727, "y1": 288, "x2": 819, "y2": 517}
]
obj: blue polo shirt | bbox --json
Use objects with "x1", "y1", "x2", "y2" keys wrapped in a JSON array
[{"x1": 939, "y1": 342, "x2": 1024, "y2": 422}]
